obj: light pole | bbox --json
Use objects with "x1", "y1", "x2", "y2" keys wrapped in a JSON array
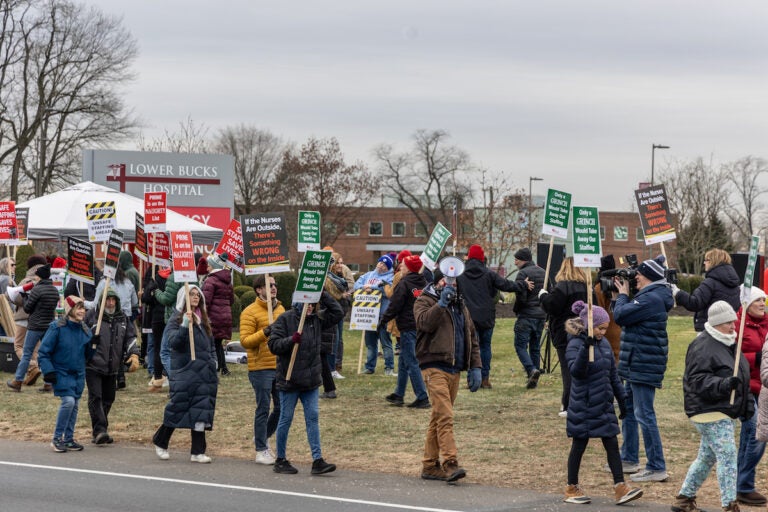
[
  {"x1": 651, "y1": 144, "x2": 669, "y2": 185},
  {"x1": 528, "y1": 176, "x2": 543, "y2": 248}
]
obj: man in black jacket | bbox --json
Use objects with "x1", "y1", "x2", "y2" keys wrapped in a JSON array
[
  {"x1": 510, "y1": 248, "x2": 546, "y2": 389},
  {"x1": 456, "y1": 244, "x2": 517, "y2": 389}
]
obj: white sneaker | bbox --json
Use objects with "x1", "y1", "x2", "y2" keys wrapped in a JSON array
[
  {"x1": 558, "y1": 410, "x2": 568, "y2": 418},
  {"x1": 154, "y1": 445, "x2": 169, "y2": 460},
  {"x1": 331, "y1": 370, "x2": 345, "y2": 380},
  {"x1": 603, "y1": 461, "x2": 642, "y2": 474},
  {"x1": 384, "y1": 369, "x2": 395, "y2": 377},
  {"x1": 162, "y1": 377, "x2": 169, "y2": 388},
  {"x1": 629, "y1": 469, "x2": 668, "y2": 482},
  {"x1": 255, "y1": 449, "x2": 276, "y2": 465},
  {"x1": 190, "y1": 453, "x2": 212, "y2": 463}
]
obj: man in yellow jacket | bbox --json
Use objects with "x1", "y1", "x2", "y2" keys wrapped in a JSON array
[{"x1": 240, "y1": 274, "x2": 285, "y2": 465}]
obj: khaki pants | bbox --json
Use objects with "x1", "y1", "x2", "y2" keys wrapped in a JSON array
[
  {"x1": 422, "y1": 368, "x2": 460, "y2": 466},
  {"x1": 13, "y1": 324, "x2": 39, "y2": 374}
]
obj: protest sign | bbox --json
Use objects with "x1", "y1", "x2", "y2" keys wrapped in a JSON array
[
  {"x1": 297, "y1": 211, "x2": 321, "y2": 252},
  {"x1": 170, "y1": 231, "x2": 196, "y2": 282},
  {"x1": 419, "y1": 222, "x2": 452, "y2": 271},
  {"x1": 635, "y1": 185, "x2": 676, "y2": 245},
  {"x1": 147, "y1": 232, "x2": 171, "y2": 267},
  {"x1": 11, "y1": 207, "x2": 28, "y2": 244},
  {"x1": 0, "y1": 202, "x2": 17, "y2": 241},
  {"x1": 144, "y1": 192, "x2": 167, "y2": 233},
  {"x1": 102, "y1": 229, "x2": 124, "y2": 280},
  {"x1": 733, "y1": 234, "x2": 761, "y2": 404},
  {"x1": 241, "y1": 212, "x2": 290, "y2": 275},
  {"x1": 67, "y1": 237, "x2": 95, "y2": 285},
  {"x1": 541, "y1": 189, "x2": 572, "y2": 239},
  {"x1": 349, "y1": 290, "x2": 382, "y2": 331},
  {"x1": 292, "y1": 250, "x2": 332, "y2": 303},
  {"x1": 85, "y1": 201, "x2": 117, "y2": 242},
  {"x1": 571, "y1": 206, "x2": 602, "y2": 268},
  {"x1": 134, "y1": 213, "x2": 148, "y2": 262},
  {"x1": 215, "y1": 218, "x2": 244, "y2": 273}
]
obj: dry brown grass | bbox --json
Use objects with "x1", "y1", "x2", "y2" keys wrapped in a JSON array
[{"x1": 1, "y1": 316, "x2": 765, "y2": 510}]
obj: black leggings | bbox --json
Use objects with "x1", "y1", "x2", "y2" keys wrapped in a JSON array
[
  {"x1": 214, "y1": 338, "x2": 228, "y2": 372},
  {"x1": 568, "y1": 435, "x2": 622, "y2": 485},
  {"x1": 153, "y1": 424, "x2": 207, "y2": 455},
  {"x1": 556, "y1": 345, "x2": 571, "y2": 411}
]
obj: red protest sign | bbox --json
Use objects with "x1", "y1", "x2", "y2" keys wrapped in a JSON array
[
  {"x1": 216, "y1": 218, "x2": 244, "y2": 272},
  {"x1": 13, "y1": 207, "x2": 28, "y2": 243},
  {"x1": 0, "y1": 201, "x2": 17, "y2": 240},
  {"x1": 67, "y1": 237, "x2": 95, "y2": 285},
  {"x1": 144, "y1": 192, "x2": 167, "y2": 232},
  {"x1": 170, "y1": 231, "x2": 196, "y2": 282},
  {"x1": 147, "y1": 232, "x2": 171, "y2": 267}
]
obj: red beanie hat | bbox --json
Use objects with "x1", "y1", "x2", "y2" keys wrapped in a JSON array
[
  {"x1": 467, "y1": 244, "x2": 485, "y2": 262},
  {"x1": 403, "y1": 255, "x2": 423, "y2": 274},
  {"x1": 196, "y1": 257, "x2": 208, "y2": 276},
  {"x1": 397, "y1": 250, "x2": 412, "y2": 263}
]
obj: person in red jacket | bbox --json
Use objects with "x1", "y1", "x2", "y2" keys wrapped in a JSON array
[
  {"x1": 734, "y1": 286, "x2": 768, "y2": 506},
  {"x1": 202, "y1": 253, "x2": 234, "y2": 376}
]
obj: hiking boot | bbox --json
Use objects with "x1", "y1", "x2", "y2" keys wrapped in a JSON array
[
  {"x1": 311, "y1": 458, "x2": 336, "y2": 475},
  {"x1": 614, "y1": 482, "x2": 643, "y2": 505},
  {"x1": 6, "y1": 379, "x2": 22, "y2": 392},
  {"x1": 603, "y1": 461, "x2": 641, "y2": 474},
  {"x1": 24, "y1": 367, "x2": 42, "y2": 386},
  {"x1": 737, "y1": 491, "x2": 767, "y2": 505},
  {"x1": 385, "y1": 393, "x2": 404, "y2": 406},
  {"x1": 629, "y1": 468, "x2": 668, "y2": 482},
  {"x1": 273, "y1": 458, "x2": 298, "y2": 474},
  {"x1": 384, "y1": 368, "x2": 395, "y2": 377},
  {"x1": 526, "y1": 369, "x2": 541, "y2": 389},
  {"x1": 363, "y1": 369, "x2": 374, "y2": 375},
  {"x1": 480, "y1": 378, "x2": 492, "y2": 389},
  {"x1": 442, "y1": 460, "x2": 466, "y2": 483},
  {"x1": 255, "y1": 449, "x2": 275, "y2": 465},
  {"x1": 671, "y1": 494, "x2": 701, "y2": 512},
  {"x1": 38, "y1": 383, "x2": 53, "y2": 393},
  {"x1": 320, "y1": 390, "x2": 337, "y2": 399},
  {"x1": 421, "y1": 461, "x2": 447, "y2": 481},
  {"x1": 563, "y1": 484, "x2": 591, "y2": 504},
  {"x1": 723, "y1": 502, "x2": 741, "y2": 512},
  {"x1": 64, "y1": 440, "x2": 84, "y2": 451},
  {"x1": 407, "y1": 397, "x2": 431, "y2": 409},
  {"x1": 51, "y1": 439, "x2": 67, "y2": 452}
]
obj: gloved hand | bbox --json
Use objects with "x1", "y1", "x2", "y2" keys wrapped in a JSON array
[
  {"x1": 181, "y1": 316, "x2": 190, "y2": 328},
  {"x1": 724, "y1": 376, "x2": 740, "y2": 391},
  {"x1": 89, "y1": 334, "x2": 99, "y2": 348},
  {"x1": 43, "y1": 372, "x2": 57, "y2": 384},
  {"x1": 670, "y1": 284, "x2": 680, "y2": 296},
  {"x1": 467, "y1": 368, "x2": 482, "y2": 392},
  {"x1": 538, "y1": 289, "x2": 548, "y2": 298},
  {"x1": 438, "y1": 286, "x2": 455, "y2": 308},
  {"x1": 263, "y1": 325, "x2": 272, "y2": 338},
  {"x1": 757, "y1": 350, "x2": 762, "y2": 371},
  {"x1": 291, "y1": 332, "x2": 302, "y2": 345},
  {"x1": 618, "y1": 399, "x2": 628, "y2": 420},
  {"x1": 584, "y1": 336, "x2": 599, "y2": 347},
  {"x1": 126, "y1": 353, "x2": 139, "y2": 373}
]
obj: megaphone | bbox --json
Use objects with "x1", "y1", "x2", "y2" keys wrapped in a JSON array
[
  {"x1": 7, "y1": 282, "x2": 34, "y2": 302},
  {"x1": 439, "y1": 256, "x2": 465, "y2": 287}
]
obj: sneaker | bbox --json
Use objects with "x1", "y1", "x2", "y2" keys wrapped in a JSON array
[
  {"x1": 737, "y1": 491, "x2": 767, "y2": 505},
  {"x1": 51, "y1": 439, "x2": 67, "y2": 452},
  {"x1": 442, "y1": 460, "x2": 466, "y2": 483},
  {"x1": 421, "y1": 461, "x2": 447, "y2": 481},
  {"x1": 94, "y1": 432, "x2": 110, "y2": 445},
  {"x1": 614, "y1": 482, "x2": 643, "y2": 505},
  {"x1": 221, "y1": 367, "x2": 231, "y2": 376},
  {"x1": 154, "y1": 444, "x2": 170, "y2": 460},
  {"x1": 630, "y1": 468, "x2": 668, "y2": 482},
  {"x1": 603, "y1": 461, "x2": 641, "y2": 474},
  {"x1": 671, "y1": 494, "x2": 701, "y2": 512},
  {"x1": 331, "y1": 370, "x2": 345, "y2": 380},
  {"x1": 320, "y1": 390, "x2": 337, "y2": 399},
  {"x1": 311, "y1": 457, "x2": 336, "y2": 475},
  {"x1": 385, "y1": 393, "x2": 404, "y2": 406},
  {"x1": 105, "y1": 435, "x2": 114, "y2": 444},
  {"x1": 563, "y1": 484, "x2": 591, "y2": 504},
  {"x1": 190, "y1": 453, "x2": 212, "y2": 463},
  {"x1": 64, "y1": 440, "x2": 84, "y2": 451},
  {"x1": 384, "y1": 368, "x2": 395, "y2": 377},
  {"x1": 526, "y1": 369, "x2": 541, "y2": 389},
  {"x1": 38, "y1": 383, "x2": 53, "y2": 393},
  {"x1": 363, "y1": 369, "x2": 374, "y2": 375},
  {"x1": 407, "y1": 397, "x2": 431, "y2": 409},
  {"x1": 558, "y1": 410, "x2": 568, "y2": 418},
  {"x1": 255, "y1": 449, "x2": 276, "y2": 465},
  {"x1": 273, "y1": 458, "x2": 298, "y2": 474}
]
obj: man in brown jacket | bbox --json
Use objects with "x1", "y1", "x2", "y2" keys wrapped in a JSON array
[{"x1": 414, "y1": 266, "x2": 482, "y2": 484}]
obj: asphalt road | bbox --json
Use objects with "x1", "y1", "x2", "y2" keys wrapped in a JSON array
[{"x1": 0, "y1": 439, "x2": 673, "y2": 512}]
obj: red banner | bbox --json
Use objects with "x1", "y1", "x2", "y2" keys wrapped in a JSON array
[
  {"x1": 170, "y1": 231, "x2": 196, "y2": 282},
  {"x1": 0, "y1": 201, "x2": 17, "y2": 241},
  {"x1": 144, "y1": 192, "x2": 167, "y2": 232}
]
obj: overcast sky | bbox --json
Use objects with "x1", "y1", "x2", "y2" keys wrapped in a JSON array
[{"x1": 94, "y1": 1, "x2": 768, "y2": 211}]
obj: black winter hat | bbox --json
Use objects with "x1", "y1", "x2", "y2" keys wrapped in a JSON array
[
  {"x1": 35, "y1": 264, "x2": 51, "y2": 280},
  {"x1": 514, "y1": 247, "x2": 532, "y2": 261}
]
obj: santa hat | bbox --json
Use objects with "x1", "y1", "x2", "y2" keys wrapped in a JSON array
[{"x1": 51, "y1": 257, "x2": 67, "y2": 269}]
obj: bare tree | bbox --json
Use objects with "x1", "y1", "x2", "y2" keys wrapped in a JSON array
[
  {"x1": 723, "y1": 156, "x2": 768, "y2": 248},
  {"x1": 211, "y1": 125, "x2": 290, "y2": 215},
  {"x1": 373, "y1": 129, "x2": 474, "y2": 234},
  {"x1": 137, "y1": 116, "x2": 210, "y2": 154}
]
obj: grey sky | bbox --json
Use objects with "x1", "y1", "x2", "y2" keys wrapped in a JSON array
[{"x1": 94, "y1": 0, "x2": 768, "y2": 211}]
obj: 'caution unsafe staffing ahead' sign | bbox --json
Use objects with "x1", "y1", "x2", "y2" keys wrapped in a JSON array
[
  {"x1": 349, "y1": 289, "x2": 382, "y2": 331},
  {"x1": 85, "y1": 201, "x2": 117, "y2": 242}
]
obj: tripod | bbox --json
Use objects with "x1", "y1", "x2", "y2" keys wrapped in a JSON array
[{"x1": 541, "y1": 316, "x2": 559, "y2": 374}]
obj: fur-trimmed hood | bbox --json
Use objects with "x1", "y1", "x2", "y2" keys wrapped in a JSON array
[{"x1": 565, "y1": 317, "x2": 585, "y2": 336}]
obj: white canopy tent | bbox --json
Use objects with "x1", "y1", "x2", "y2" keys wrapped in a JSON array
[{"x1": 17, "y1": 181, "x2": 223, "y2": 245}]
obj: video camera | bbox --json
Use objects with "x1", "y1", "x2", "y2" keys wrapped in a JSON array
[{"x1": 599, "y1": 254, "x2": 639, "y2": 294}]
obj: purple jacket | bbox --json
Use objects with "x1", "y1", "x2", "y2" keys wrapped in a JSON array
[{"x1": 202, "y1": 270, "x2": 234, "y2": 340}]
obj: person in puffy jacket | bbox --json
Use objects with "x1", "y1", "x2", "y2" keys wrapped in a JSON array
[
  {"x1": 354, "y1": 255, "x2": 395, "y2": 375},
  {"x1": 37, "y1": 296, "x2": 92, "y2": 452},
  {"x1": 268, "y1": 291, "x2": 343, "y2": 475},
  {"x1": 510, "y1": 247, "x2": 545, "y2": 389},
  {"x1": 201, "y1": 252, "x2": 234, "y2": 376}
]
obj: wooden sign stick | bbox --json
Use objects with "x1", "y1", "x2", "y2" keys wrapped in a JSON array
[
  {"x1": 265, "y1": 272, "x2": 274, "y2": 324},
  {"x1": 730, "y1": 301, "x2": 749, "y2": 405},
  {"x1": 543, "y1": 235, "x2": 555, "y2": 290},
  {"x1": 94, "y1": 276, "x2": 111, "y2": 336}
]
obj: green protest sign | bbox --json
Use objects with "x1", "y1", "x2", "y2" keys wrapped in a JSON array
[
  {"x1": 419, "y1": 222, "x2": 452, "y2": 270},
  {"x1": 541, "y1": 189, "x2": 572, "y2": 239},
  {"x1": 292, "y1": 250, "x2": 332, "y2": 303},
  {"x1": 571, "y1": 206, "x2": 602, "y2": 267},
  {"x1": 297, "y1": 210, "x2": 321, "y2": 252},
  {"x1": 741, "y1": 235, "x2": 760, "y2": 303}
]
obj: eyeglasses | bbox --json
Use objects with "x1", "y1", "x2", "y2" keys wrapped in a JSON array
[{"x1": 703, "y1": 259, "x2": 710, "y2": 262}]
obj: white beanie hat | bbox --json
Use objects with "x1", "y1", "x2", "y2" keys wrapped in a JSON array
[
  {"x1": 745, "y1": 285, "x2": 767, "y2": 306},
  {"x1": 707, "y1": 300, "x2": 737, "y2": 326}
]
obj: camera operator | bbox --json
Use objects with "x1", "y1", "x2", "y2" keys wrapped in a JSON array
[{"x1": 612, "y1": 255, "x2": 674, "y2": 483}]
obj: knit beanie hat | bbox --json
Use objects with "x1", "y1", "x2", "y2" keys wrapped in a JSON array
[
  {"x1": 196, "y1": 257, "x2": 208, "y2": 276},
  {"x1": 35, "y1": 264, "x2": 51, "y2": 280},
  {"x1": 397, "y1": 250, "x2": 412, "y2": 264},
  {"x1": 637, "y1": 255, "x2": 666, "y2": 282},
  {"x1": 745, "y1": 285, "x2": 767, "y2": 306},
  {"x1": 207, "y1": 252, "x2": 228, "y2": 271},
  {"x1": 378, "y1": 254, "x2": 393, "y2": 270},
  {"x1": 433, "y1": 268, "x2": 444, "y2": 285},
  {"x1": 707, "y1": 300, "x2": 737, "y2": 326},
  {"x1": 571, "y1": 300, "x2": 610, "y2": 328},
  {"x1": 467, "y1": 244, "x2": 485, "y2": 262},
  {"x1": 403, "y1": 255, "x2": 423, "y2": 274},
  {"x1": 63, "y1": 295, "x2": 84, "y2": 318},
  {"x1": 514, "y1": 247, "x2": 532, "y2": 262}
]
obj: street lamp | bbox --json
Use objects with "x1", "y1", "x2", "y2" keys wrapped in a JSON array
[
  {"x1": 528, "y1": 176, "x2": 543, "y2": 248},
  {"x1": 651, "y1": 144, "x2": 670, "y2": 185}
]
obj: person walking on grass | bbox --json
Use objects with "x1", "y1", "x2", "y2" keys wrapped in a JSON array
[
  {"x1": 509, "y1": 247, "x2": 545, "y2": 389},
  {"x1": 672, "y1": 301, "x2": 752, "y2": 512},
  {"x1": 37, "y1": 296, "x2": 92, "y2": 452},
  {"x1": 562, "y1": 301, "x2": 642, "y2": 506}
]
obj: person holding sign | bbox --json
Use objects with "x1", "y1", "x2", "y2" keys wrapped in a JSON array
[
  {"x1": 673, "y1": 301, "x2": 752, "y2": 512},
  {"x1": 613, "y1": 255, "x2": 674, "y2": 483},
  {"x1": 354, "y1": 255, "x2": 395, "y2": 376},
  {"x1": 267, "y1": 291, "x2": 343, "y2": 475}
]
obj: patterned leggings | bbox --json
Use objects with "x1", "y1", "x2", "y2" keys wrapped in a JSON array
[{"x1": 678, "y1": 418, "x2": 737, "y2": 508}]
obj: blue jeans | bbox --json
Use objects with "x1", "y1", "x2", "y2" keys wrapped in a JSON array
[
  {"x1": 276, "y1": 388, "x2": 321, "y2": 460},
  {"x1": 160, "y1": 327, "x2": 171, "y2": 374},
  {"x1": 513, "y1": 317, "x2": 543, "y2": 375},
  {"x1": 248, "y1": 369, "x2": 279, "y2": 452},
  {"x1": 54, "y1": 396, "x2": 80, "y2": 442},
  {"x1": 365, "y1": 324, "x2": 393, "y2": 372},
  {"x1": 394, "y1": 330, "x2": 427, "y2": 400},
  {"x1": 476, "y1": 326, "x2": 494, "y2": 379},
  {"x1": 738, "y1": 395, "x2": 765, "y2": 493},
  {"x1": 14, "y1": 329, "x2": 46, "y2": 381},
  {"x1": 621, "y1": 381, "x2": 666, "y2": 471},
  {"x1": 145, "y1": 333, "x2": 155, "y2": 377}
]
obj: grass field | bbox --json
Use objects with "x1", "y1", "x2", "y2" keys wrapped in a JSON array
[{"x1": 1, "y1": 316, "x2": 764, "y2": 509}]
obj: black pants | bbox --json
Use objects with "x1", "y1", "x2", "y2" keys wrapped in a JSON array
[
  {"x1": 152, "y1": 424, "x2": 206, "y2": 455},
  {"x1": 568, "y1": 435, "x2": 623, "y2": 485},
  {"x1": 321, "y1": 352, "x2": 336, "y2": 393},
  {"x1": 214, "y1": 338, "x2": 228, "y2": 372},
  {"x1": 152, "y1": 323, "x2": 166, "y2": 380},
  {"x1": 556, "y1": 345, "x2": 572, "y2": 411},
  {"x1": 86, "y1": 370, "x2": 117, "y2": 437}
]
